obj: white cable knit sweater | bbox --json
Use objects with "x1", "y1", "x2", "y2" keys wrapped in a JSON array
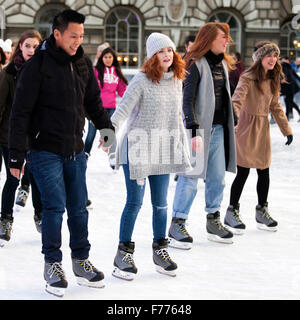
[{"x1": 111, "y1": 71, "x2": 192, "y2": 180}]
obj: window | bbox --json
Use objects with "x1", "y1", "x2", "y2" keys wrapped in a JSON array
[
  {"x1": 208, "y1": 11, "x2": 242, "y2": 54},
  {"x1": 280, "y1": 21, "x2": 300, "y2": 59},
  {"x1": 105, "y1": 8, "x2": 142, "y2": 68},
  {"x1": 35, "y1": 4, "x2": 67, "y2": 39},
  {"x1": 0, "y1": 6, "x2": 5, "y2": 39}
]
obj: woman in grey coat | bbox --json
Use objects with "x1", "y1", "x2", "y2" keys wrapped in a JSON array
[{"x1": 168, "y1": 22, "x2": 237, "y2": 249}]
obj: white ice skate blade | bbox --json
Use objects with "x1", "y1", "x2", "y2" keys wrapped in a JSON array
[
  {"x1": 112, "y1": 267, "x2": 135, "y2": 281},
  {"x1": 256, "y1": 223, "x2": 277, "y2": 232},
  {"x1": 207, "y1": 233, "x2": 233, "y2": 244},
  {"x1": 45, "y1": 284, "x2": 65, "y2": 298},
  {"x1": 168, "y1": 237, "x2": 192, "y2": 250},
  {"x1": 225, "y1": 225, "x2": 245, "y2": 235},
  {"x1": 76, "y1": 276, "x2": 105, "y2": 288},
  {"x1": 155, "y1": 265, "x2": 176, "y2": 277},
  {"x1": 0, "y1": 239, "x2": 5, "y2": 247}
]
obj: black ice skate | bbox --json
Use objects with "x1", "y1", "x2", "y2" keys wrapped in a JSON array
[{"x1": 168, "y1": 218, "x2": 193, "y2": 250}]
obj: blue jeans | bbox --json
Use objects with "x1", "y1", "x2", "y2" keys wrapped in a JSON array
[
  {"x1": 120, "y1": 163, "x2": 170, "y2": 243},
  {"x1": 173, "y1": 125, "x2": 226, "y2": 218},
  {"x1": 28, "y1": 150, "x2": 90, "y2": 263}
]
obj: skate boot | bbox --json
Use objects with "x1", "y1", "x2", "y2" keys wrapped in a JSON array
[
  {"x1": 72, "y1": 258, "x2": 105, "y2": 288},
  {"x1": 33, "y1": 212, "x2": 42, "y2": 233},
  {"x1": 168, "y1": 218, "x2": 193, "y2": 250},
  {"x1": 206, "y1": 212, "x2": 233, "y2": 244},
  {"x1": 108, "y1": 152, "x2": 116, "y2": 170},
  {"x1": 44, "y1": 262, "x2": 68, "y2": 297},
  {"x1": 0, "y1": 215, "x2": 13, "y2": 246},
  {"x1": 255, "y1": 202, "x2": 278, "y2": 232},
  {"x1": 152, "y1": 238, "x2": 177, "y2": 277},
  {"x1": 112, "y1": 242, "x2": 137, "y2": 281},
  {"x1": 224, "y1": 204, "x2": 246, "y2": 235},
  {"x1": 15, "y1": 185, "x2": 30, "y2": 207}
]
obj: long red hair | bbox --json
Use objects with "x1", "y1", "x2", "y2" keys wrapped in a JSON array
[
  {"x1": 185, "y1": 22, "x2": 235, "y2": 71},
  {"x1": 141, "y1": 50, "x2": 186, "y2": 83}
]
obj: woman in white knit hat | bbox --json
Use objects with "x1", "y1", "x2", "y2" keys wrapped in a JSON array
[
  {"x1": 0, "y1": 39, "x2": 13, "y2": 67},
  {"x1": 110, "y1": 32, "x2": 193, "y2": 280}
]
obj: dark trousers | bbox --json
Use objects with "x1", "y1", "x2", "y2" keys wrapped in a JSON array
[
  {"x1": 28, "y1": 150, "x2": 90, "y2": 263},
  {"x1": 230, "y1": 165, "x2": 269, "y2": 207}
]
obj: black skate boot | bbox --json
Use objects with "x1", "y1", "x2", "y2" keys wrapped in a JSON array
[
  {"x1": 224, "y1": 204, "x2": 246, "y2": 235},
  {"x1": 256, "y1": 202, "x2": 278, "y2": 232},
  {"x1": 34, "y1": 212, "x2": 42, "y2": 234},
  {"x1": 0, "y1": 214, "x2": 13, "y2": 246},
  {"x1": 15, "y1": 185, "x2": 30, "y2": 207},
  {"x1": 152, "y1": 238, "x2": 177, "y2": 277},
  {"x1": 72, "y1": 258, "x2": 105, "y2": 288},
  {"x1": 206, "y1": 212, "x2": 233, "y2": 244},
  {"x1": 168, "y1": 217, "x2": 193, "y2": 250},
  {"x1": 44, "y1": 262, "x2": 68, "y2": 297},
  {"x1": 112, "y1": 242, "x2": 137, "y2": 281}
]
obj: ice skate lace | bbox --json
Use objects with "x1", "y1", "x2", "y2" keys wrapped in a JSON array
[
  {"x1": 214, "y1": 218, "x2": 228, "y2": 231},
  {"x1": 47, "y1": 262, "x2": 65, "y2": 279},
  {"x1": 232, "y1": 209, "x2": 243, "y2": 224},
  {"x1": 155, "y1": 248, "x2": 171, "y2": 262},
  {"x1": 1, "y1": 220, "x2": 13, "y2": 233},
  {"x1": 178, "y1": 223, "x2": 189, "y2": 236},
  {"x1": 17, "y1": 189, "x2": 28, "y2": 201},
  {"x1": 122, "y1": 253, "x2": 134, "y2": 265},
  {"x1": 261, "y1": 207, "x2": 273, "y2": 221},
  {"x1": 79, "y1": 259, "x2": 96, "y2": 273}
]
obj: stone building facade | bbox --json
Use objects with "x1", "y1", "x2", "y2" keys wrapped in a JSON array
[{"x1": 0, "y1": 0, "x2": 299, "y2": 67}]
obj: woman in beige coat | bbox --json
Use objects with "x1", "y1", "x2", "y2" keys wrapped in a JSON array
[{"x1": 224, "y1": 41, "x2": 293, "y2": 234}]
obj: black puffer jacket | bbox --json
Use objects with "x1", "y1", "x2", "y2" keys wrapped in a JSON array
[{"x1": 8, "y1": 35, "x2": 114, "y2": 169}]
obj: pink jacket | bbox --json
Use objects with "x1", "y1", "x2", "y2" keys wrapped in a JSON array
[{"x1": 94, "y1": 66, "x2": 127, "y2": 109}]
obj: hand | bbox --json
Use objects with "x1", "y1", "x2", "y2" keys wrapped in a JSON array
[
  {"x1": 285, "y1": 135, "x2": 293, "y2": 146},
  {"x1": 98, "y1": 139, "x2": 109, "y2": 152},
  {"x1": 10, "y1": 168, "x2": 21, "y2": 180},
  {"x1": 192, "y1": 136, "x2": 203, "y2": 153}
]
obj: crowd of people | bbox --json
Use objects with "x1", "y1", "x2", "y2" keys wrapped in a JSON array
[{"x1": 0, "y1": 9, "x2": 295, "y2": 297}]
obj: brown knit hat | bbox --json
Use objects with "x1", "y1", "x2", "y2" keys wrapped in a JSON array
[{"x1": 252, "y1": 42, "x2": 280, "y2": 63}]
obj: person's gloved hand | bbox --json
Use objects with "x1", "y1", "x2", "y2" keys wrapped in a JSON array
[{"x1": 285, "y1": 135, "x2": 293, "y2": 145}]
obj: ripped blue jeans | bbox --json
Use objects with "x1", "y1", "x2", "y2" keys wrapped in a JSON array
[{"x1": 119, "y1": 162, "x2": 170, "y2": 243}]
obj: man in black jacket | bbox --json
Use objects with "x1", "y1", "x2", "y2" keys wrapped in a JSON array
[{"x1": 8, "y1": 9, "x2": 114, "y2": 297}]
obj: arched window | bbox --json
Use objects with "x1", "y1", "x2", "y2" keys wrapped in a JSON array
[
  {"x1": 280, "y1": 21, "x2": 300, "y2": 59},
  {"x1": 105, "y1": 8, "x2": 142, "y2": 68},
  {"x1": 208, "y1": 11, "x2": 242, "y2": 54},
  {"x1": 35, "y1": 4, "x2": 67, "y2": 39},
  {"x1": 0, "y1": 6, "x2": 5, "y2": 39}
]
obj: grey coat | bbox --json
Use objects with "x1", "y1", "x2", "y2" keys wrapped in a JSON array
[{"x1": 181, "y1": 57, "x2": 236, "y2": 179}]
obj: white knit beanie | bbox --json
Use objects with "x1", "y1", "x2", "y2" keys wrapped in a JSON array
[
  {"x1": 146, "y1": 33, "x2": 176, "y2": 59},
  {"x1": 0, "y1": 39, "x2": 12, "y2": 53}
]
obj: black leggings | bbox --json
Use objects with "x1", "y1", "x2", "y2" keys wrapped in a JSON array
[{"x1": 230, "y1": 166, "x2": 269, "y2": 207}]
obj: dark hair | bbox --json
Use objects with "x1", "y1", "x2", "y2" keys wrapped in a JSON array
[
  {"x1": 95, "y1": 47, "x2": 128, "y2": 87},
  {"x1": 0, "y1": 47, "x2": 5, "y2": 65},
  {"x1": 52, "y1": 9, "x2": 85, "y2": 33},
  {"x1": 234, "y1": 52, "x2": 242, "y2": 61},
  {"x1": 185, "y1": 35, "x2": 195, "y2": 46},
  {"x1": 10, "y1": 29, "x2": 42, "y2": 62}
]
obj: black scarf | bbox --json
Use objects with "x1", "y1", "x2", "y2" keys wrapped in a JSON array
[{"x1": 204, "y1": 50, "x2": 224, "y2": 65}]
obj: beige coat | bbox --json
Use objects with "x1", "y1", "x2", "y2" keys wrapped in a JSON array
[{"x1": 232, "y1": 72, "x2": 292, "y2": 169}]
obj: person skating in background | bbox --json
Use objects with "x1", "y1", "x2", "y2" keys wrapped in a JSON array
[
  {"x1": 280, "y1": 56, "x2": 300, "y2": 122},
  {"x1": 110, "y1": 32, "x2": 192, "y2": 280},
  {"x1": 93, "y1": 47, "x2": 128, "y2": 170},
  {"x1": 229, "y1": 52, "x2": 245, "y2": 93},
  {"x1": 8, "y1": 9, "x2": 114, "y2": 297},
  {"x1": 225, "y1": 41, "x2": 293, "y2": 234},
  {"x1": 0, "y1": 30, "x2": 43, "y2": 246},
  {"x1": 167, "y1": 22, "x2": 237, "y2": 250},
  {"x1": 0, "y1": 39, "x2": 13, "y2": 67}
]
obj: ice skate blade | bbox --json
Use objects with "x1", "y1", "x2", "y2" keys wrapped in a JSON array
[
  {"x1": 45, "y1": 284, "x2": 65, "y2": 298},
  {"x1": 0, "y1": 239, "x2": 5, "y2": 247},
  {"x1": 76, "y1": 276, "x2": 105, "y2": 288},
  {"x1": 256, "y1": 223, "x2": 277, "y2": 232},
  {"x1": 168, "y1": 237, "x2": 192, "y2": 250},
  {"x1": 155, "y1": 265, "x2": 176, "y2": 277},
  {"x1": 225, "y1": 225, "x2": 245, "y2": 235},
  {"x1": 112, "y1": 267, "x2": 135, "y2": 281},
  {"x1": 207, "y1": 233, "x2": 233, "y2": 244}
]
